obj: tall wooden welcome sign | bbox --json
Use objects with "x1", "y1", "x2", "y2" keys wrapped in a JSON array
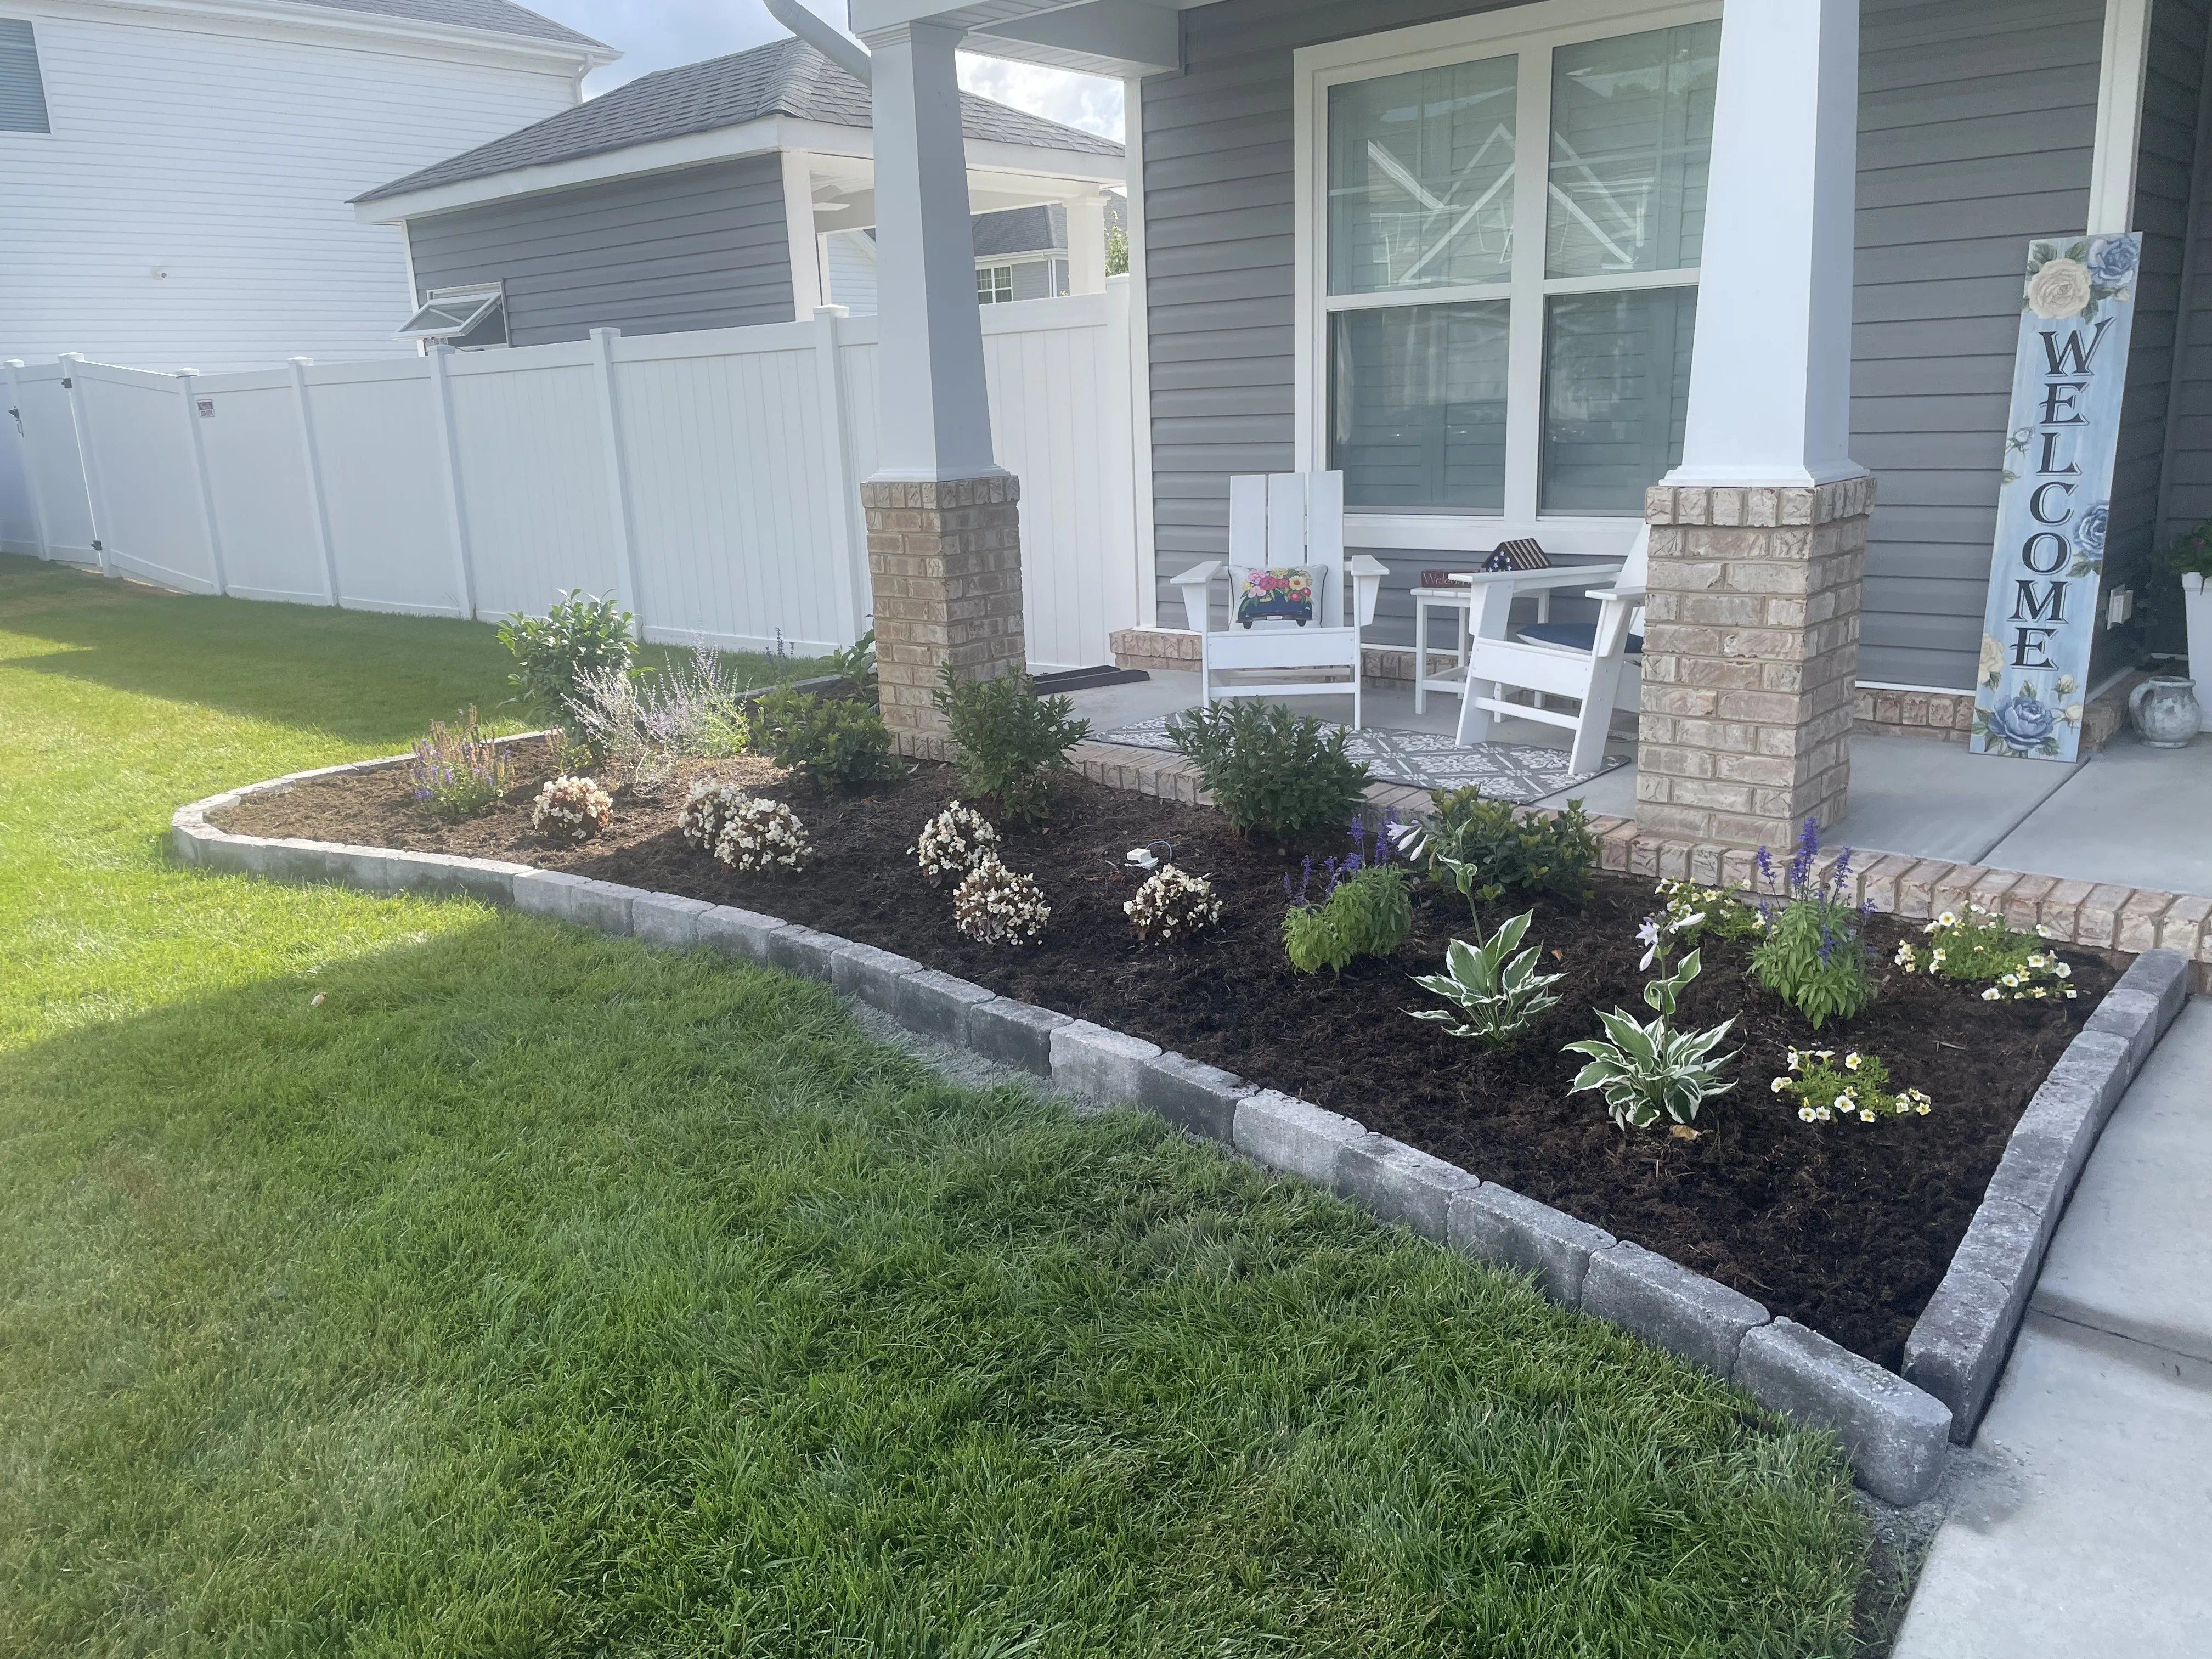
[{"x1": 1971, "y1": 231, "x2": 2141, "y2": 761}]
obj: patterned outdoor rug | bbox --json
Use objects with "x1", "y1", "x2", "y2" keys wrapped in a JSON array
[{"x1": 1098, "y1": 716, "x2": 1628, "y2": 804}]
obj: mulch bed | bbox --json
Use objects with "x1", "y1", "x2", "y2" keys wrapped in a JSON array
[{"x1": 215, "y1": 748, "x2": 2121, "y2": 1370}]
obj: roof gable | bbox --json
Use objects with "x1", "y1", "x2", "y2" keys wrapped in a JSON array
[{"x1": 358, "y1": 36, "x2": 1121, "y2": 204}]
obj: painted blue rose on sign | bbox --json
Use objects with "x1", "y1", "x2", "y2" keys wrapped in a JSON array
[
  {"x1": 1982, "y1": 689, "x2": 2061, "y2": 756},
  {"x1": 2071, "y1": 500, "x2": 2109, "y2": 577},
  {"x1": 2086, "y1": 236, "x2": 2137, "y2": 288}
]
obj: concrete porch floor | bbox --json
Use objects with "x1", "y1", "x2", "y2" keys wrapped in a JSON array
[{"x1": 1064, "y1": 671, "x2": 2212, "y2": 899}]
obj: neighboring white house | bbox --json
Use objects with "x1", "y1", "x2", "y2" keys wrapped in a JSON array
[{"x1": 0, "y1": 0, "x2": 613, "y2": 371}]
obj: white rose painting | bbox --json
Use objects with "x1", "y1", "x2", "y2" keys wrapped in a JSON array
[{"x1": 2024, "y1": 258, "x2": 2092, "y2": 319}]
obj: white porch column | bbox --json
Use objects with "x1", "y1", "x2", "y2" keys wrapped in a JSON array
[
  {"x1": 1670, "y1": 0, "x2": 1861, "y2": 488},
  {"x1": 866, "y1": 20, "x2": 1001, "y2": 482},
  {"x1": 1066, "y1": 188, "x2": 1110, "y2": 295},
  {"x1": 861, "y1": 19, "x2": 1026, "y2": 740},
  {"x1": 1637, "y1": 0, "x2": 1873, "y2": 849}
]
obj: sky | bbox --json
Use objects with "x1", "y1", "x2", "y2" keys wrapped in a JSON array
[{"x1": 521, "y1": 0, "x2": 1126, "y2": 139}]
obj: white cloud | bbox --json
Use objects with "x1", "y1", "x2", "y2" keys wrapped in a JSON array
[
  {"x1": 512, "y1": 0, "x2": 1124, "y2": 138},
  {"x1": 956, "y1": 54, "x2": 1123, "y2": 140}
]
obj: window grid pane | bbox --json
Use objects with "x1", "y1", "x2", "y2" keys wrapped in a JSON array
[
  {"x1": 1541, "y1": 286, "x2": 1697, "y2": 514},
  {"x1": 1330, "y1": 301, "x2": 1510, "y2": 511},
  {"x1": 1545, "y1": 21, "x2": 1720, "y2": 278},
  {"x1": 1327, "y1": 55, "x2": 1517, "y2": 296}
]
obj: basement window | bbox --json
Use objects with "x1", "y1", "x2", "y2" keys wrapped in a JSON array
[{"x1": 397, "y1": 285, "x2": 507, "y2": 345}]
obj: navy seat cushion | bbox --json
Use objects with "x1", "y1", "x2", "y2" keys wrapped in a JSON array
[{"x1": 1515, "y1": 620, "x2": 1644, "y2": 656}]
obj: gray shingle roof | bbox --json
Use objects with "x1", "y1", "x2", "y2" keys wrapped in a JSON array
[
  {"x1": 357, "y1": 36, "x2": 1122, "y2": 204},
  {"x1": 295, "y1": 0, "x2": 607, "y2": 50}
]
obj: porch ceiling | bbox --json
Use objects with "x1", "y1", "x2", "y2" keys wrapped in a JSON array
[{"x1": 849, "y1": 0, "x2": 1190, "y2": 78}]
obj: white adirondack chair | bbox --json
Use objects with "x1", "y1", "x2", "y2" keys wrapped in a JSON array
[
  {"x1": 1170, "y1": 471, "x2": 1390, "y2": 726},
  {"x1": 1453, "y1": 524, "x2": 1648, "y2": 775}
]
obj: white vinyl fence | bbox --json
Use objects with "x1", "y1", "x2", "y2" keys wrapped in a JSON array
[{"x1": 0, "y1": 281, "x2": 1146, "y2": 669}]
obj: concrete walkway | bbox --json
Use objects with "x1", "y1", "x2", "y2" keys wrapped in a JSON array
[{"x1": 1894, "y1": 996, "x2": 2212, "y2": 1658}]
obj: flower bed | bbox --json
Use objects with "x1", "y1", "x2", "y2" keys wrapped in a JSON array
[{"x1": 212, "y1": 753, "x2": 2119, "y2": 1370}]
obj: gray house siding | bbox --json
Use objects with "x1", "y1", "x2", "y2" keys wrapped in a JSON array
[
  {"x1": 404, "y1": 154, "x2": 795, "y2": 347},
  {"x1": 1140, "y1": 0, "x2": 2129, "y2": 688},
  {"x1": 2103, "y1": 0, "x2": 2210, "y2": 677},
  {"x1": 1850, "y1": 0, "x2": 2106, "y2": 689},
  {"x1": 2154, "y1": 0, "x2": 2212, "y2": 657}
]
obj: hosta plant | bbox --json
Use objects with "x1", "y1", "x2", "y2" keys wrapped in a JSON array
[
  {"x1": 1408, "y1": 909, "x2": 1564, "y2": 1048},
  {"x1": 1565, "y1": 952, "x2": 1739, "y2": 1131},
  {"x1": 953, "y1": 856, "x2": 1052, "y2": 945},
  {"x1": 910, "y1": 800, "x2": 1000, "y2": 886},
  {"x1": 408, "y1": 706, "x2": 511, "y2": 818},
  {"x1": 677, "y1": 778, "x2": 748, "y2": 851},
  {"x1": 1125, "y1": 865, "x2": 1223, "y2": 944},
  {"x1": 713, "y1": 797, "x2": 811, "y2": 874},
  {"x1": 532, "y1": 774, "x2": 613, "y2": 843},
  {"x1": 1771, "y1": 1047, "x2": 1934, "y2": 1125}
]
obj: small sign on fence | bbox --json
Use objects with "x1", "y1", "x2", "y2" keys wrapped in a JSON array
[
  {"x1": 1970, "y1": 231, "x2": 2140, "y2": 762},
  {"x1": 195, "y1": 398, "x2": 215, "y2": 419}
]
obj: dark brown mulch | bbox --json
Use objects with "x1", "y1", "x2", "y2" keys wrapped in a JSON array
[{"x1": 216, "y1": 750, "x2": 2119, "y2": 1370}]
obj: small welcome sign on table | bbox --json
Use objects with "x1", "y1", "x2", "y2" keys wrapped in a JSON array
[{"x1": 1972, "y1": 231, "x2": 2141, "y2": 762}]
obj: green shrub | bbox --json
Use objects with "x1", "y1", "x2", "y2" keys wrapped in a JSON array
[
  {"x1": 1282, "y1": 864, "x2": 1411, "y2": 974},
  {"x1": 497, "y1": 590, "x2": 639, "y2": 728},
  {"x1": 825, "y1": 628, "x2": 879, "y2": 703},
  {"x1": 1749, "y1": 821, "x2": 1872, "y2": 1028},
  {"x1": 932, "y1": 664, "x2": 1090, "y2": 821},
  {"x1": 1165, "y1": 702, "x2": 1372, "y2": 837},
  {"x1": 1415, "y1": 787, "x2": 1597, "y2": 915},
  {"x1": 753, "y1": 687, "x2": 902, "y2": 791},
  {"x1": 407, "y1": 707, "x2": 512, "y2": 818}
]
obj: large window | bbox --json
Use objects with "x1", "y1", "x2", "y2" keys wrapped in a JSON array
[
  {"x1": 1311, "y1": 8, "x2": 1718, "y2": 521},
  {"x1": 1, "y1": 18, "x2": 50, "y2": 134}
]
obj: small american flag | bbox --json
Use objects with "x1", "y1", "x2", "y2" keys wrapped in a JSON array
[{"x1": 1481, "y1": 538, "x2": 1550, "y2": 573}]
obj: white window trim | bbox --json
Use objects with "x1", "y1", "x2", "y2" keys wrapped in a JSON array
[{"x1": 1292, "y1": 0, "x2": 1720, "y2": 555}]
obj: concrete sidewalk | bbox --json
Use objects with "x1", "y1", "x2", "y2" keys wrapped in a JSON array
[{"x1": 1894, "y1": 996, "x2": 2212, "y2": 1658}]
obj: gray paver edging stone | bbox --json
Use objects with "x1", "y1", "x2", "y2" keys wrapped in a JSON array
[
  {"x1": 1902, "y1": 947, "x2": 2190, "y2": 1442},
  {"x1": 171, "y1": 759, "x2": 2186, "y2": 1506}
]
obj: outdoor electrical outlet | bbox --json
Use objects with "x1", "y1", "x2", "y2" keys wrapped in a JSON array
[{"x1": 2107, "y1": 587, "x2": 2135, "y2": 628}]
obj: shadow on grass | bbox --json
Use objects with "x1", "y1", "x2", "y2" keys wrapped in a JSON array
[{"x1": 0, "y1": 904, "x2": 1870, "y2": 1657}]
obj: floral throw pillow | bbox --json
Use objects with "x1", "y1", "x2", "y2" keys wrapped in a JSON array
[{"x1": 1232, "y1": 564, "x2": 1321, "y2": 629}]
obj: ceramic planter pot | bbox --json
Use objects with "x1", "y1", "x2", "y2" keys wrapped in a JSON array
[
  {"x1": 2185, "y1": 573, "x2": 2212, "y2": 731},
  {"x1": 2129, "y1": 676, "x2": 2203, "y2": 748}
]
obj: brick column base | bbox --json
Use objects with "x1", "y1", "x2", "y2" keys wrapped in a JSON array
[
  {"x1": 861, "y1": 475, "x2": 1026, "y2": 739},
  {"x1": 1635, "y1": 475, "x2": 1874, "y2": 849}
]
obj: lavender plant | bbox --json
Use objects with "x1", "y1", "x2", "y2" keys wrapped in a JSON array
[
  {"x1": 1748, "y1": 819, "x2": 1874, "y2": 1028},
  {"x1": 1281, "y1": 842, "x2": 1411, "y2": 975},
  {"x1": 569, "y1": 644, "x2": 751, "y2": 792},
  {"x1": 407, "y1": 707, "x2": 512, "y2": 818}
]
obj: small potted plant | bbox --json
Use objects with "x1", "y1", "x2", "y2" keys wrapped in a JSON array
[{"x1": 2164, "y1": 517, "x2": 2212, "y2": 735}]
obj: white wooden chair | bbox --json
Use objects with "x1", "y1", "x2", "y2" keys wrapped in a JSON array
[
  {"x1": 1453, "y1": 524, "x2": 1648, "y2": 775},
  {"x1": 1170, "y1": 471, "x2": 1390, "y2": 727}
]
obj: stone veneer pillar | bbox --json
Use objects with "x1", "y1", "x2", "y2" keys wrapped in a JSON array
[
  {"x1": 1634, "y1": 473, "x2": 1874, "y2": 849},
  {"x1": 861, "y1": 475, "x2": 1028, "y2": 741}
]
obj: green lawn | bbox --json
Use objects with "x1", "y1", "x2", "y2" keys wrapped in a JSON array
[{"x1": 0, "y1": 556, "x2": 1870, "y2": 1656}]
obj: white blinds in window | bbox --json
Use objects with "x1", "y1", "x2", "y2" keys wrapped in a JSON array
[{"x1": 0, "y1": 19, "x2": 50, "y2": 134}]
